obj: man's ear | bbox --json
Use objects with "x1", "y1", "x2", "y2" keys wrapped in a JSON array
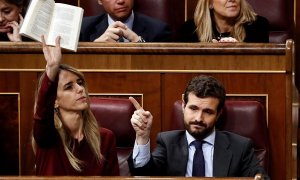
[
  {"x1": 181, "y1": 99, "x2": 186, "y2": 112},
  {"x1": 216, "y1": 109, "x2": 223, "y2": 120},
  {"x1": 98, "y1": 0, "x2": 103, "y2": 5}
]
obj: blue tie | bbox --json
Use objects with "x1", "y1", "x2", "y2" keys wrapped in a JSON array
[
  {"x1": 118, "y1": 37, "x2": 124, "y2": 42},
  {"x1": 192, "y1": 140, "x2": 205, "y2": 176}
]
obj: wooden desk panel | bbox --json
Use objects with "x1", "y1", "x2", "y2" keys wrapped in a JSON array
[{"x1": 0, "y1": 41, "x2": 297, "y2": 180}]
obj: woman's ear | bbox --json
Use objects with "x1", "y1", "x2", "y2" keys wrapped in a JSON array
[
  {"x1": 209, "y1": 0, "x2": 213, "y2": 9},
  {"x1": 54, "y1": 100, "x2": 59, "y2": 108}
]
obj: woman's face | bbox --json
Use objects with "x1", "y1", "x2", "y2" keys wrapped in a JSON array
[
  {"x1": 0, "y1": 0, "x2": 21, "y2": 33},
  {"x1": 55, "y1": 70, "x2": 89, "y2": 113},
  {"x1": 211, "y1": 0, "x2": 241, "y2": 21}
]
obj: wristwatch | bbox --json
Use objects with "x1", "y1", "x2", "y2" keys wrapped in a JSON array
[{"x1": 137, "y1": 36, "x2": 145, "y2": 42}]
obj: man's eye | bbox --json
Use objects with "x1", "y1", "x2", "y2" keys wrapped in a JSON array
[
  {"x1": 204, "y1": 109, "x2": 213, "y2": 114},
  {"x1": 189, "y1": 106, "x2": 197, "y2": 111}
]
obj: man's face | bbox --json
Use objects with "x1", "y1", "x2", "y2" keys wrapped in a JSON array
[
  {"x1": 182, "y1": 93, "x2": 220, "y2": 140},
  {"x1": 98, "y1": 0, "x2": 134, "y2": 21}
]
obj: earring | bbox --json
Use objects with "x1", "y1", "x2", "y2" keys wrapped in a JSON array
[{"x1": 209, "y1": 4, "x2": 213, "y2": 9}]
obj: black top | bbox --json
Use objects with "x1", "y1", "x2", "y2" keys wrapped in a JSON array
[
  {"x1": 176, "y1": 15, "x2": 269, "y2": 43},
  {"x1": 0, "y1": 33, "x2": 10, "y2": 41},
  {"x1": 0, "y1": 33, "x2": 32, "y2": 42}
]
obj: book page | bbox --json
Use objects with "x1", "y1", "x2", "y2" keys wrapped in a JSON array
[
  {"x1": 47, "y1": 3, "x2": 83, "y2": 51},
  {"x1": 20, "y1": 0, "x2": 55, "y2": 41}
]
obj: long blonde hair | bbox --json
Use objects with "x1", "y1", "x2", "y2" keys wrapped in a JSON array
[
  {"x1": 33, "y1": 64, "x2": 102, "y2": 171},
  {"x1": 194, "y1": 0, "x2": 257, "y2": 42}
]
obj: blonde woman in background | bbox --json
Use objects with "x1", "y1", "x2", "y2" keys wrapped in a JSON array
[
  {"x1": 32, "y1": 36, "x2": 119, "y2": 175},
  {"x1": 177, "y1": 0, "x2": 269, "y2": 43}
]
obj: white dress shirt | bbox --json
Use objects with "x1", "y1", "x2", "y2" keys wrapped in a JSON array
[{"x1": 132, "y1": 128, "x2": 216, "y2": 177}]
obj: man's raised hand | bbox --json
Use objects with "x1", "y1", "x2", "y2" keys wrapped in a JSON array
[{"x1": 129, "y1": 97, "x2": 153, "y2": 145}]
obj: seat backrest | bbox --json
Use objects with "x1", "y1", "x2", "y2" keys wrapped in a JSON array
[
  {"x1": 171, "y1": 100, "x2": 270, "y2": 172},
  {"x1": 246, "y1": 0, "x2": 293, "y2": 43},
  {"x1": 89, "y1": 97, "x2": 135, "y2": 176}
]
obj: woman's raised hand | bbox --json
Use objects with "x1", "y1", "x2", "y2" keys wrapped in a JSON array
[{"x1": 42, "y1": 35, "x2": 62, "y2": 81}]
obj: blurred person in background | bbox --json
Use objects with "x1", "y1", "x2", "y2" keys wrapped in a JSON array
[
  {"x1": 177, "y1": 0, "x2": 269, "y2": 43},
  {"x1": 80, "y1": 0, "x2": 171, "y2": 42}
]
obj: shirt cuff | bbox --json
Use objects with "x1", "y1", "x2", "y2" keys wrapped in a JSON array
[{"x1": 132, "y1": 140, "x2": 151, "y2": 168}]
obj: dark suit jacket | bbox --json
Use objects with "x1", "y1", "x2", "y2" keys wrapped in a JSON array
[
  {"x1": 128, "y1": 130, "x2": 269, "y2": 178},
  {"x1": 80, "y1": 12, "x2": 172, "y2": 42}
]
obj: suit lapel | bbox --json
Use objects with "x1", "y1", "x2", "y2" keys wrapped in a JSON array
[
  {"x1": 169, "y1": 131, "x2": 189, "y2": 176},
  {"x1": 91, "y1": 15, "x2": 109, "y2": 41},
  {"x1": 132, "y1": 13, "x2": 146, "y2": 38},
  {"x1": 213, "y1": 131, "x2": 232, "y2": 176}
]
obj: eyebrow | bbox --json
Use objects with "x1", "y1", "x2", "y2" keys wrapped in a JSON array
[
  {"x1": 188, "y1": 104, "x2": 216, "y2": 112},
  {"x1": 63, "y1": 81, "x2": 71, "y2": 86},
  {"x1": 62, "y1": 78, "x2": 82, "y2": 88}
]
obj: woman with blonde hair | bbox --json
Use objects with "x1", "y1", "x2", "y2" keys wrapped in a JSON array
[
  {"x1": 32, "y1": 36, "x2": 119, "y2": 175},
  {"x1": 177, "y1": 0, "x2": 269, "y2": 42}
]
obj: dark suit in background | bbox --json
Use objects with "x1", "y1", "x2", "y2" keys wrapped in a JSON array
[
  {"x1": 80, "y1": 12, "x2": 172, "y2": 42},
  {"x1": 128, "y1": 130, "x2": 268, "y2": 178}
]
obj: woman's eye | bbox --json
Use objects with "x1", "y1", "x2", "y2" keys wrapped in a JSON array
[
  {"x1": 3, "y1": 9, "x2": 12, "y2": 14},
  {"x1": 64, "y1": 85, "x2": 72, "y2": 90},
  {"x1": 4, "y1": 11, "x2": 11, "y2": 14},
  {"x1": 77, "y1": 80, "x2": 85, "y2": 86}
]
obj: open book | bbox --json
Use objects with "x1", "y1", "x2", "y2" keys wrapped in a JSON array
[{"x1": 20, "y1": 0, "x2": 84, "y2": 52}]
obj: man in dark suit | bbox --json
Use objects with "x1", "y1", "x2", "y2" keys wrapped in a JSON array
[
  {"x1": 128, "y1": 75, "x2": 269, "y2": 179},
  {"x1": 80, "y1": 0, "x2": 171, "y2": 42}
]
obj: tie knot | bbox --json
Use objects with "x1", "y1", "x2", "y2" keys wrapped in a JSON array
[
  {"x1": 193, "y1": 140, "x2": 203, "y2": 149},
  {"x1": 118, "y1": 37, "x2": 124, "y2": 42}
]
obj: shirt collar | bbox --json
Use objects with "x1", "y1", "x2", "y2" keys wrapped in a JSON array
[
  {"x1": 107, "y1": 11, "x2": 134, "y2": 30},
  {"x1": 186, "y1": 128, "x2": 216, "y2": 146}
]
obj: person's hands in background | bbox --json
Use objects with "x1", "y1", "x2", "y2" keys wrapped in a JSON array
[
  {"x1": 212, "y1": 37, "x2": 238, "y2": 43},
  {"x1": 6, "y1": 14, "x2": 23, "y2": 42},
  {"x1": 94, "y1": 21, "x2": 126, "y2": 42}
]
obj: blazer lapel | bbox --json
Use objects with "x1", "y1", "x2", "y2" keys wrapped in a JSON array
[{"x1": 213, "y1": 131, "x2": 232, "y2": 176}]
